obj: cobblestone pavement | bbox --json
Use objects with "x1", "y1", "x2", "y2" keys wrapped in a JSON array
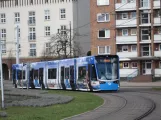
[{"x1": 1, "y1": 80, "x2": 73, "y2": 107}]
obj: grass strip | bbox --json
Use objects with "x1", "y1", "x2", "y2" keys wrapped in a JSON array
[{"x1": 1, "y1": 90, "x2": 103, "y2": 120}]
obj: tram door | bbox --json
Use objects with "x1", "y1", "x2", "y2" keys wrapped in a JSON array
[
  {"x1": 60, "y1": 67, "x2": 66, "y2": 90},
  {"x1": 39, "y1": 68, "x2": 45, "y2": 89},
  {"x1": 88, "y1": 64, "x2": 93, "y2": 91},
  {"x1": 65, "y1": 67, "x2": 71, "y2": 89},
  {"x1": 69, "y1": 66, "x2": 75, "y2": 90}
]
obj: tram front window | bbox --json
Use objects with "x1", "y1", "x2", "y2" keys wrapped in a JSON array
[{"x1": 96, "y1": 57, "x2": 118, "y2": 80}]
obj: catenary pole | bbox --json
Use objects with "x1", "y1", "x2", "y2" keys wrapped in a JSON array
[
  {"x1": 69, "y1": 21, "x2": 72, "y2": 58},
  {"x1": 0, "y1": 32, "x2": 4, "y2": 109},
  {"x1": 16, "y1": 25, "x2": 19, "y2": 64}
]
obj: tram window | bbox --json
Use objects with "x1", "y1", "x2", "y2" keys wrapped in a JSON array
[
  {"x1": 70, "y1": 66, "x2": 74, "y2": 81},
  {"x1": 39, "y1": 68, "x2": 43, "y2": 76},
  {"x1": 48, "y1": 68, "x2": 57, "y2": 79},
  {"x1": 61, "y1": 67, "x2": 64, "y2": 81},
  {"x1": 22, "y1": 70, "x2": 26, "y2": 79},
  {"x1": 18, "y1": 70, "x2": 22, "y2": 79},
  {"x1": 78, "y1": 66, "x2": 86, "y2": 81},
  {"x1": 65, "y1": 68, "x2": 69, "y2": 79},
  {"x1": 33, "y1": 70, "x2": 38, "y2": 79},
  {"x1": 91, "y1": 64, "x2": 97, "y2": 81}
]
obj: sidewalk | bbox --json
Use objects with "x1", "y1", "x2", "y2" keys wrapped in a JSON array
[{"x1": 120, "y1": 81, "x2": 161, "y2": 87}]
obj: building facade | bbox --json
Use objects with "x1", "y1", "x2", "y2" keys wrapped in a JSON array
[
  {"x1": 91, "y1": 0, "x2": 161, "y2": 82},
  {"x1": 0, "y1": 0, "x2": 90, "y2": 80}
]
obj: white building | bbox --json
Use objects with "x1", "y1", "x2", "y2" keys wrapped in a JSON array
[{"x1": 0, "y1": 0, "x2": 90, "y2": 80}]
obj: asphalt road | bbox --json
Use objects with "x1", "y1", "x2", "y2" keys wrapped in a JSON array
[{"x1": 64, "y1": 88, "x2": 161, "y2": 120}]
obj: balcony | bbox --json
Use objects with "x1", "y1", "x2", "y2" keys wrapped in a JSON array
[
  {"x1": 154, "y1": 17, "x2": 161, "y2": 26},
  {"x1": 116, "y1": 19, "x2": 137, "y2": 28},
  {"x1": 116, "y1": 36, "x2": 137, "y2": 44},
  {"x1": 154, "y1": 51, "x2": 161, "y2": 57},
  {"x1": 154, "y1": 0, "x2": 160, "y2": 8},
  {"x1": 154, "y1": 34, "x2": 161, "y2": 42},
  {"x1": 117, "y1": 52, "x2": 137, "y2": 58},
  {"x1": 120, "y1": 69, "x2": 138, "y2": 77},
  {"x1": 115, "y1": 3, "x2": 136, "y2": 11},
  {"x1": 155, "y1": 69, "x2": 161, "y2": 77}
]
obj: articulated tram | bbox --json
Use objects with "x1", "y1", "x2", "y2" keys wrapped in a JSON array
[{"x1": 12, "y1": 55, "x2": 120, "y2": 91}]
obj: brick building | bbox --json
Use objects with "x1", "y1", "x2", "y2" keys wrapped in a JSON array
[{"x1": 90, "y1": 0, "x2": 161, "y2": 82}]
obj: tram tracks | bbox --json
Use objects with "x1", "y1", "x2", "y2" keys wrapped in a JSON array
[
  {"x1": 126, "y1": 91, "x2": 161, "y2": 120},
  {"x1": 65, "y1": 90, "x2": 161, "y2": 120},
  {"x1": 94, "y1": 91, "x2": 158, "y2": 120},
  {"x1": 134, "y1": 95, "x2": 156, "y2": 120}
]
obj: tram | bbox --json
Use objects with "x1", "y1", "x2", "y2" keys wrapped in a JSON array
[{"x1": 12, "y1": 55, "x2": 120, "y2": 91}]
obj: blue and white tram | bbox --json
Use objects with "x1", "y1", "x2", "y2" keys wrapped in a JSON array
[{"x1": 12, "y1": 55, "x2": 120, "y2": 91}]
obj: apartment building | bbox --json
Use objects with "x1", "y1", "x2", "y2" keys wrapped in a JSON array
[
  {"x1": 0, "y1": 0, "x2": 90, "y2": 80},
  {"x1": 90, "y1": 0, "x2": 161, "y2": 82}
]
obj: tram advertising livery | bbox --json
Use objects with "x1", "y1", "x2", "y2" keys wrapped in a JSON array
[{"x1": 12, "y1": 55, "x2": 120, "y2": 91}]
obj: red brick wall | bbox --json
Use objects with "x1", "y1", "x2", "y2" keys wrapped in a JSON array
[{"x1": 90, "y1": 0, "x2": 116, "y2": 55}]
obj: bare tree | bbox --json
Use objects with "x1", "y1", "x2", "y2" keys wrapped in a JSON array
[{"x1": 45, "y1": 29, "x2": 84, "y2": 59}]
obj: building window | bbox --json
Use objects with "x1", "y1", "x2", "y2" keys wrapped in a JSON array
[
  {"x1": 17, "y1": 44, "x2": 21, "y2": 54},
  {"x1": 122, "y1": 13, "x2": 128, "y2": 19},
  {"x1": 122, "y1": 29, "x2": 128, "y2": 36},
  {"x1": 44, "y1": 10, "x2": 50, "y2": 20},
  {"x1": 29, "y1": 27, "x2": 36, "y2": 40},
  {"x1": 15, "y1": 12, "x2": 20, "y2": 23},
  {"x1": 158, "y1": 28, "x2": 161, "y2": 34},
  {"x1": 45, "y1": 26, "x2": 50, "y2": 36},
  {"x1": 141, "y1": 29, "x2": 150, "y2": 40},
  {"x1": 60, "y1": 8, "x2": 66, "y2": 19},
  {"x1": 98, "y1": 46, "x2": 110, "y2": 54},
  {"x1": 46, "y1": 43, "x2": 50, "y2": 54},
  {"x1": 98, "y1": 29, "x2": 110, "y2": 38},
  {"x1": 159, "y1": 44, "x2": 161, "y2": 51},
  {"x1": 28, "y1": 11, "x2": 35, "y2": 25},
  {"x1": 131, "y1": 12, "x2": 136, "y2": 18},
  {"x1": 140, "y1": 0, "x2": 150, "y2": 7},
  {"x1": 131, "y1": 29, "x2": 137, "y2": 35},
  {"x1": 29, "y1": 44, "x2": 36, "y2": 56},
  {"x1": 2, "y1": 44, "x2": 6, "y2": 54},
  {"x1": 121, "y1": 0, "x2": 127, "y2": 3},
  {"x1": 159, "y1": 61, "x2": 161, "y2": 68},
  {"x1": 97, "y1": 13, "x2": 110, "y2": 22},
  {"x1": 0, "y1": 13, "x2": 6, "y2": 23},
  {"x1": 1, "y1": 29, "x2": 6, "y2": 41},
  {"x1": 18, "y1": 28, "x2": 20, "y2": 38},
  {"x1": 123, "y1": 62, "x2": 129, "y2": 68},
  {"x1": 128, "y1": 0, "x2": 136, "y2": 3},
  {"x1": 131, "y1": 45, "x2": 137, "y2": 52},
  {"x1": 132, "y1": 62, "x2": 137, "y2": 68},
  {"x1": 97, "y1": 0, "x2": 109, "y2": 5},
  {"x1": 122, "y1": 46, "x2": 128, "y2": 52},
  {"x1": 141, "y1": 13, "x2": 150, "y2": 24},
  {"x1": 60, "y1": 25, "x2": 67, "y2": 35}
]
